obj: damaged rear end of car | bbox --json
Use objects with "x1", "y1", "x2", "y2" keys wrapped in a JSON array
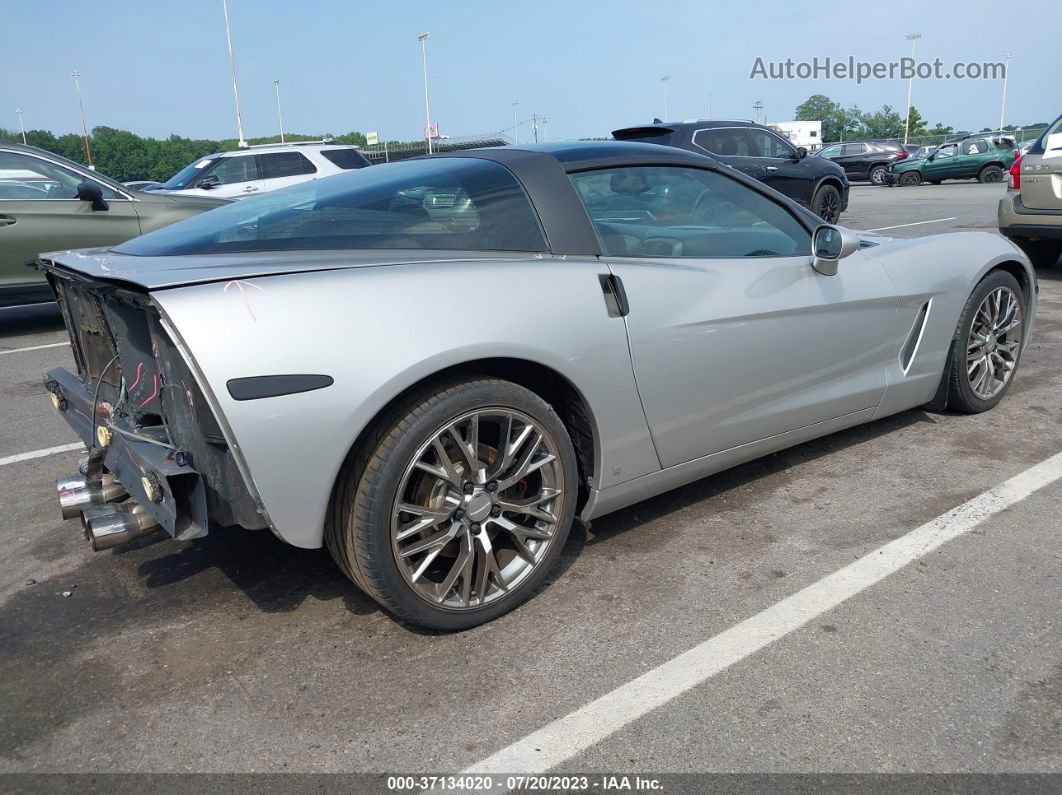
[{"x1": 40, "y1": 258, "x2": 270, "y2": 551}]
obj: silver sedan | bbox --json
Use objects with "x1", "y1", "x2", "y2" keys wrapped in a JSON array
[{"x1": 39, "y1": 141, "x2": 1036, "y2": 629}]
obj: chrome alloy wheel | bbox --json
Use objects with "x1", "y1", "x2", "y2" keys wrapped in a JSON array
[
  {"x1": 967, "y1": 286, "x2": 1022, "y2": 400},
  {"x1": 390, "y1": 408, "x2": 565, "y2": 610}
]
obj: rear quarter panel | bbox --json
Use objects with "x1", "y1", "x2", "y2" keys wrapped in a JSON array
[{"x1": 151, "y1": 257, "x2": 659, "y2": 548}]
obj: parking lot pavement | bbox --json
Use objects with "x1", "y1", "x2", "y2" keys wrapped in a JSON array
[
  {"x1": 1, "y1": 185, "x2": 1059, "y2": 777},
  {"x1": 843, "y1": 182, "x2": 1007, "y2": 238}
]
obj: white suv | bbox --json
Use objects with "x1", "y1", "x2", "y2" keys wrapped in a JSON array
[{"x1": 148, "y1": 142, "x2": 371, "y2": 200}]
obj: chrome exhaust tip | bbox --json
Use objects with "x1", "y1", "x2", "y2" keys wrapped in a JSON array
[
  {"x1": 81, "y1": 503, "x2": 160, "y2": 552},
  {"x1": 57, "y1": 473, "x2": 127, "y2": 520}
]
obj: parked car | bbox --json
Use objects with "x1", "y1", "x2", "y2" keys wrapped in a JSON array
[
  {"x1": 40, "y1": 141, "x2": 1035, "y2": 629},
  {"x1": 0, "y1": 142, "x2": 226, "y2": 308},
  {"x1": 885, "y1": 133, "x2": 1017, "y2": 186},
  {"x1": 612, "y1": 120, "x2": 849, "y2": 223},
  {"x1": 123, "y1": 180, "x2": 163, "y2": 191},
  {"x1": 998, "y1": 113, "x2": 1062, "y2": 268},
  {"x1": 904, "y1": 144, "x2": 922, "y2": 154},
  {"x1": 148, "y1": 141, "x2": 371, "y2": 200},
  {"x1": 814, "y1": 140, "x2": 910, "y2": 185}
]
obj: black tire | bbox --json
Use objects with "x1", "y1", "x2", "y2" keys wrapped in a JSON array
[
  {"x1": 944, "y1": 270, "x2": 1026, "y2": 413},
  {"x1": 325, "y1": 377, "x2": 578, "y2": 630},
  {"x1": 869, "y1": 165, "x2": 888, "y2": 185},
  {"x1": 978, "y1": 164, "x2": 1004, "y2": 184},
  {"x1": 1013, "y1": 239, "x2": 1062, "y2": 269},
  {"x1": 812, "y1": 184, "x2": 842, "y2": 223},
  {"x1": 899, "y1": 171, "x2": 922, "y2": 187}
]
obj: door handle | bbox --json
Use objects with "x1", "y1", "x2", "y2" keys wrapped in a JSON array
[
  {"x1": 0, "y1": 215, "x2": 16, "y2": 227},
  {"x1": 599, "y1": 273, "x2": 629, "y2": 317},
  {"x1": 765, "y1": 166, "x2": 779, "y2": 172}
]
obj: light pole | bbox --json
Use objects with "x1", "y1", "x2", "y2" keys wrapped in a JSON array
[
  {"x1": 69, "y1": 70, "x2": 93, "y2": 169},
  {"x1": 418, "y1": 33, "x2": 433, "y2": 154},
  {"x1": 273, "y1": 79, "x2": 285, "y2": 143},
  {"x1": 903, "y1": 32, "x2": 922, "y2": 144},
  {"x1": 513, "y1": 101, "x2": 519, "y2": 145},
  {"x1": 999, "y1": 53, "x2": 1012, "y2": 130},
  {"x1": 660, "y1": 76, "x2": 670, "y2": 120},
  {"x1": 221, "y1": 0, "x2": 247, "y2": 147},
  {"x1": 541, "y1": 116, "x2": 549, "y2": 143},
  {"x1": 15, "y1": 108, "x2": 26, "y2": 144}
]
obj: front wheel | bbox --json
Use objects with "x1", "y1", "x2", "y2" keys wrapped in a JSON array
[
  {"x1": 869, "y1": 165, "x2": 888, "y2": 185},
  {"x1": 899, "y1": 171, "x2": 922, "y2": 187},
  {"x1": 812, "y1": 184, "x2": 841, "y2": 223},
  {"x1": 326, "y1": 378, "x2": 578, "y2": 630},
  {"x1": 945, "y1": 270, "x2": 1025, "y2": 413}
]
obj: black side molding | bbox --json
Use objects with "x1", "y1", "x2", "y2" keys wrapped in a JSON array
[{"x1": 226, "y1": 374, "x2": 334, "y2": 401}]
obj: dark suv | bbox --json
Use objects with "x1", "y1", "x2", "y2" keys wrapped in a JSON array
[
  {"x1": 814, "y1": 140, "x2": 910, "y2": 185},
  {"x1": 612, "y1": 120, "x2": 849, "y2": 223}
]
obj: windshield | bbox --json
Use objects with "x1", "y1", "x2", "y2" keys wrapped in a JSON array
[
  {"x1": 114, "y1": 157, "x2": 547, "y2": 256},
  {"x1": 158, "y1": 156, "x2": 221, "y2": 190}
]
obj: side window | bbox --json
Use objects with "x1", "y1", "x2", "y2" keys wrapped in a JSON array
[
  {"x1": 207, "y1": 156, "x2": 260, "y2": 185},
  {"x1": 965, "y1": 140, "x2": 989, "y2": 155},
  {"x1": 569, "y1": 166, "x2": 811, "y2": 259},
  {"x1": 818, "y1": 145, "x2": 842, "y2": 159},
  {"x1": 936, "y1": 144, "x2": 958, "y2": 159},
  {"x1": 319, "y1": 148, "x2": 370, "y2": 170},
  {"x1": 694, "y1": 128, "x2": 753, "y2": 157},
  {"x1": 749, "y1": 130, "x2": 795, "y2": 159},
  {"x1": 842, "y1": 143, "x2": 867, "y2": 156},
  {"x1": 0, "y1": 151, "x2": 118, "y2": 200},
  {"x1": 260, "y1": 151, "x2": 317, "y2": 179}
]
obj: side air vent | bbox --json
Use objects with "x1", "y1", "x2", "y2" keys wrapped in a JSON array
[{"x1": 900, "y1": 299, "x2": 932, "y2": 374}]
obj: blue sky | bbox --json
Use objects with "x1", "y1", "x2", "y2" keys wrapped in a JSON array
[{"x1": 2, "y1": 0, "x2": 1058, "y2": 142}]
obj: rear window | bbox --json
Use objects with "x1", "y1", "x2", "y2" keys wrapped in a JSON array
[
  {"x1": 1028, "y1": 115, "x2": 1062, "y2": 156},
  {"x1": 612, "y1": 127, "x2": 674, "y2": 146},
  {"x1": 319, "y1": 148, "x2": 371, "y2": 170},
  {"x1": 113, "y1": 157, "x2": 547, "y2": 256},
  {"x1": 260, "y1": 151, "x2": 316, "y2": 179}
]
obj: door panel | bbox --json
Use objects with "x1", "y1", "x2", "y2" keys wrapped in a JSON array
[
  {"x1": 608, "y1": 253, "x2": 896, "y2": 467},
  {"x1": 0, "y1": 200, "x2": 141, "y2": 288}
]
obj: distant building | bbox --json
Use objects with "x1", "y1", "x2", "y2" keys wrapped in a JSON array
[{"x1": 770, "y1": 121, "x2": 823, "y2": 151}]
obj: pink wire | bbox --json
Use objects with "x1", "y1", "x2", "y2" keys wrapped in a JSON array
[
  {"x1": 138, "y1": 374, "x2": 159, "y2": 409},
  {"x1": 128, "y1": 361, "x2": 144, "y2": 392}
]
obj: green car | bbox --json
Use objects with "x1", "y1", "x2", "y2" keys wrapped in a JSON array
[
  {"x1": 0, "y1": 142, "x2": 226, "y2": 307},
  {"x1": 885, "y1": 133, "x2": 1017, "y2": 187}
]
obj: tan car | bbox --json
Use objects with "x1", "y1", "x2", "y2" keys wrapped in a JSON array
[
  {"x1": 0, "y1": 143, "x2": 226, "y2": 307},
  {"x1": 999, "y1": 114, "x2": 1062, "y2": 268}
]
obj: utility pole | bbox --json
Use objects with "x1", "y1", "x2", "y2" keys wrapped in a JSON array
[
  {"x1": 541, "y1": 116, "x2": 549, "y2": 142},
  {"x1": 418, "y1": 33, "x2": 433, "y2": 154},
  {"x1": 70, "y1": 70, "x2": 93, "y2": 168},
  {"x1": 513, "y1": 101, "x2": 519, "y2": 145},
  {"x1": 903, "y1": 32, "x2": 922, "y2": 144},
  {"x1": 999, "y1": 53, "x2": 1013, "y2": 130},
  {"x1": 273, "y1": 79, "x2": 285, "y2": 143},
  {"x1": 15, "y1": 108, "x2": 26, "y2": 144},
  {"x1": 221, "y1": 0, "x2": 247, "y2": 147},
  {"x1": 660, "y1": 76, "x2": 670, "y2": 120},
  {"x1": 532, "y1": 114, "x2": 538, "y2": 143}
]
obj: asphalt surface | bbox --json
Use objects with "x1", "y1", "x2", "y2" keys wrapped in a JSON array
[{"x1": 1, "y1": 182, "x2": 1059, "y2": 779}]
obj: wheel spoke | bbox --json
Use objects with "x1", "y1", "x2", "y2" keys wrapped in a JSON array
[
  {"x1": 447, "y1": 415, "x2": 485, "y2": 483},
  {"x1": 495, "y1": 488, "x2": 559, "y2": 523},
  {"x1": 492, "y1": 514, "x2": 552, "y2": 541},
  {"x1": 395, "y1": 501, "x2": 456, "y2": 541},
  {"x1": 399, "y1": 521, "x2": 459, "y2": 560},
  {"x1": 436, "y1": 534, "x2": 474, "y2": 604}
]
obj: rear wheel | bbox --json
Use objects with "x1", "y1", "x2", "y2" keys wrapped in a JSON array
[
  {"x1": 978, "y1": 164, "x2": 1004, "y2": 183},
  {"x1": 812, "y1": 184, "x2": 841, "y2": 223},
  {"x1": 945, "y1": 270, "x2": 1025, "y2": 413},
  {"x1": 326, "y1": 378, "x2": 578, "y2": 630},
  {"x1": 869, "y1": 165, "x2": 888, "y2": 185},
  {"x1": 899, "y1": 171, "x2": 922, "y2": 187},
  {"x1": 1014, "y1": 239, "x2": 1062, "y2": 268}
]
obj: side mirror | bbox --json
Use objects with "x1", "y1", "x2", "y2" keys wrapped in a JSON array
[
  {"x1": 76, "y1": 181, "x2": 108, "y2": 211},
  {"x1": 811, "y1": 224, "x2": 861, "y2": 276},
  {"x1": 927, "y1": 154, "x2": 935, "y2": 162},
  {"x1": 197, "y1": 175, "x2": 220, "y2": 189},
  {"x1": 796, "y1": 147, "x2": 808, "y2": 160}
]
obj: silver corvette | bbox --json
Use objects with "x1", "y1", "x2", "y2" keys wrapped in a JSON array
[{"x1": 38, "y1": 142, "x2": 1036, "y2": 629}]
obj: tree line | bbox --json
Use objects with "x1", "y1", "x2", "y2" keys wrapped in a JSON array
[
  {"x1": 793, "y1": 95, "x2": 1050, "y2": 143},
  {"x1": 0, "y1": 126, "x2": 380, "y2": 182}
]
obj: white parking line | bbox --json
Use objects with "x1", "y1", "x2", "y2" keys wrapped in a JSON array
[
  {"x1": 0, "y1": 341, "x2": 70, "y2": 356},
  {"x1": 465, "y1": 450, "x2": 1062, "y2": 776},
  {"x1": 866, "y1": 217, "x2": 957, "y2": 232},
  {"x1": 0, "y1": 442, "x2": 84, "y2": 467}
]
